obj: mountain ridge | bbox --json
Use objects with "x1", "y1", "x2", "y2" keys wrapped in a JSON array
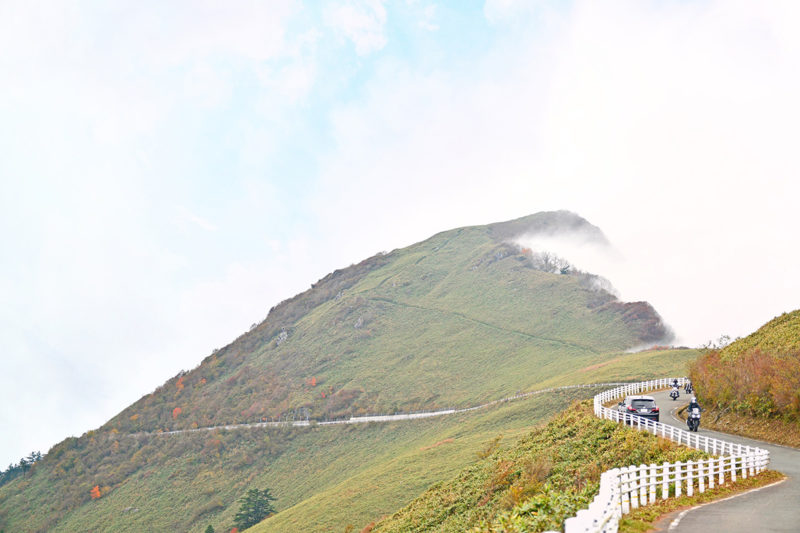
[
  {"x1": 104, "y1": 210, "x2": 670, "y2": 434},
  {"x1": 0, "y1": 210, "x2": 677, "y2": 533}
]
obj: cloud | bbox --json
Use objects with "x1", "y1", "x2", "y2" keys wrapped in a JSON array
[
  {"x1": 325, "y1": 0, "x2": 388, "y2": 55},
  {"x1": 309, "y1": 0, "x2": 800, "y2": 347},
  {"x1": 417, "y1": 3, "x2": 439, "y2": 31},
  {"x1": 176, "y1": 206, "x2": 218, "y2": 232},
  {"x1": 3, "y1": 0, "x2": 800, "y2": 468},
  {"x1": 483, "y1": 0, "x2": 546, "y2": 24},
  {"x1": 0, "y1": 1, "x2": 314, "y2": 465}
]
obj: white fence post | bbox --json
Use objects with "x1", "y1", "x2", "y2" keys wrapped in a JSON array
[
  {"x1": 698, "y1": 460, "x2": 705, "y2": 493},
  {"x1": 649, "y1": 464, "x2": 656, "y2": 504},
  {"x1": 686, "y1": 461, "x2": 694, "y2": 497},
  {"x1": 708, "y1": 458, "x2": 715, "y2": 490},
  {"x1": 630, "y1": 466, "x2": 639, "y2": 510},
  {"x1": 639, "y1": 464, "x2": 647, "y2": 506},
  {"x1": 621, "y1": 466, "x2": 631, "y2": 514}
]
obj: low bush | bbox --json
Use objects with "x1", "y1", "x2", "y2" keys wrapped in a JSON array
[{"x1": 690, "y1": 349, "x2": 800, "y2": 420}]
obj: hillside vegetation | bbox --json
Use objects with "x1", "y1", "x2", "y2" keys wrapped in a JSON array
[
  {"x1": 691, "y1": 310, "x2": 800, "y2": 418},
  {"x1": 251, "y1": 349, "x2": 697, "y2": 533},
  {"x1": 719, "y1": 310, "x2": 800, "y2": 361},
  {"x1": 0, "y1": 211, "x2": 678, "y2": 532},
  {"x1": 368, "y1": 400, "x2": 707, "y2": 533},
  {"x1": 689, "y1": 310, "x2": 800, "y2": 445},
  {"x1": 106, "y1": 211, "x2": 671, "y2": 437}
]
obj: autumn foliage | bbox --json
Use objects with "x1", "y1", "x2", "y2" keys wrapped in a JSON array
[
  {"x1": 689, "y1": 348, "x2": 800, "y2": 419},
  {"x1": 173, "y1": 407, "x2": 182, "y2": 419},
  {"x1": 90, "y1": 485, "x2": 101, "y2": 499}
]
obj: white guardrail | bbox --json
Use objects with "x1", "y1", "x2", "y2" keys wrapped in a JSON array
[{"x1": 557, "y1": 377, "x2": 770, "y2": 533}]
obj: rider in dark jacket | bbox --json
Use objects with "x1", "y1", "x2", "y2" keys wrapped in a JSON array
[{"x1": 688, "y1": 396, "x2": 701, "y2": 412}]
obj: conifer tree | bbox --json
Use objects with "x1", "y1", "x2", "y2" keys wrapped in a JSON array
[{"x1": 233, "y1": 487, "x2": 276, "y2": 530}]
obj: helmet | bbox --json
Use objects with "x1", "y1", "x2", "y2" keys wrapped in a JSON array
[{"x1": 691, "y1": 396, "x2": 697, "y2": 402}]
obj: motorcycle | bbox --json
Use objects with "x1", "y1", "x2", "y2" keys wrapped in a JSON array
[
  {"x1": 684, "y1": 382, "x2": 693, "y2": 394},
  {"x1": 687, "y1": 407, "x2": 701, "y2": 432},
  {"x1": 670, "y1": 387, "x2": 680, "y2": 401}
]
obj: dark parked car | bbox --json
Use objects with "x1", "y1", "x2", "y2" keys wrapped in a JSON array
[{"x1": 617, "y1": 395, "x2": 660, "y2": 422}]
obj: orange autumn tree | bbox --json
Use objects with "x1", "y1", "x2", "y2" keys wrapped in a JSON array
[
  {"x1": 172, "y1": 407, "x2": 182, "y2": 419},
  {"x1": 90, "y1": 485, "x2": 101, "y2": 499}
]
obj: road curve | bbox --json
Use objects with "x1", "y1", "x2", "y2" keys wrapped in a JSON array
[{"x1": 649, "y1": 389, "x2": 800, "y2": 533}]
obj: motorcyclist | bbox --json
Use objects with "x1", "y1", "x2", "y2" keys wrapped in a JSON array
[
  {"x1": 684, "y1": 380, "x2": 693, "y2": 393},
  {"x1": 687, "y1": 396, "x2": 702, "y2": 430},
  {"x1": 670, "y1": 379, "x2": 680, "y2": 400},
  {"x1": 688, "y1": 396, "x2": 701, "y2": 412}
]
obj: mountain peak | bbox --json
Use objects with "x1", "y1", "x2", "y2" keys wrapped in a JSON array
[{"x1": 486, "y1": 210, "x2": 610, "y2": 245}]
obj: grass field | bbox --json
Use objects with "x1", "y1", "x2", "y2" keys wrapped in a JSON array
[{"x1": 0, "y1": 349, "x2": 696, "y2": 533}]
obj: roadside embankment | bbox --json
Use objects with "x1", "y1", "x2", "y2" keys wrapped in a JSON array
[{"x1": 675, "y1": 404, "x2": 800, "y2": 449}]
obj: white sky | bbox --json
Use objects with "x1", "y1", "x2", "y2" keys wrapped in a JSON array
[{"x1": 1, "y1": 0, "x2": 799, "y2": 466}]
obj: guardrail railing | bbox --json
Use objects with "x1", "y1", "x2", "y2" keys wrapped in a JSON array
[{"x1": 559, "y1": 377, "x2": 770, "y2": 533}]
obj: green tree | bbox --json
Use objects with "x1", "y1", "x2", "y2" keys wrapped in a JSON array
[
  {"x1": 233, "y1": 488, "x2": 276, "y2": 530},
  {"x1": 204, "y1": 525, "x2": 215, "y2": 533}
]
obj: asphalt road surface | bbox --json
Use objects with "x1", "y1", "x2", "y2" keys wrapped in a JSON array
[{"x1": 647, "y1": 389, "x2": 799, "y2": 533}]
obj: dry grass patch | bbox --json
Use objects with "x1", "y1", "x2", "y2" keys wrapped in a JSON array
[{"x1": 421, "y1": 439, "x2": 455, "y2": 451}]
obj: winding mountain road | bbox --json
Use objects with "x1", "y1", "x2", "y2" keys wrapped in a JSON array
[{"x1": 648, "y1": 389, "x2": 800, "y2": 533}]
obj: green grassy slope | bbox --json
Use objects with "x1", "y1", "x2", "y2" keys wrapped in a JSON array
[
  {"x1": 106, "y1": 212, "x2": 671, "y2": 436},
  {"x1": 252, "y1": 388, "x2": 595, "y2": 533},
  {"x1": 252, "y1": 349, "x2": 697, "y2": 533},
  {"x1": 0, "y1": 211, "x2": 677, "y2": 532},
  {"x1": 719, "y1": 310, "x2": 800, "y2": 361},
  {"x1": 370, "y1": 400, "x2": 707, "y2": 533},
  {"x1": 0, "y1": 349, "x2": 695, "y2": 533}
]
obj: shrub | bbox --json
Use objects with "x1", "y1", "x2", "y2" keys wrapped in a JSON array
[{"x1": 689, "y1": 348, "x2": 800, "y2": 419}]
